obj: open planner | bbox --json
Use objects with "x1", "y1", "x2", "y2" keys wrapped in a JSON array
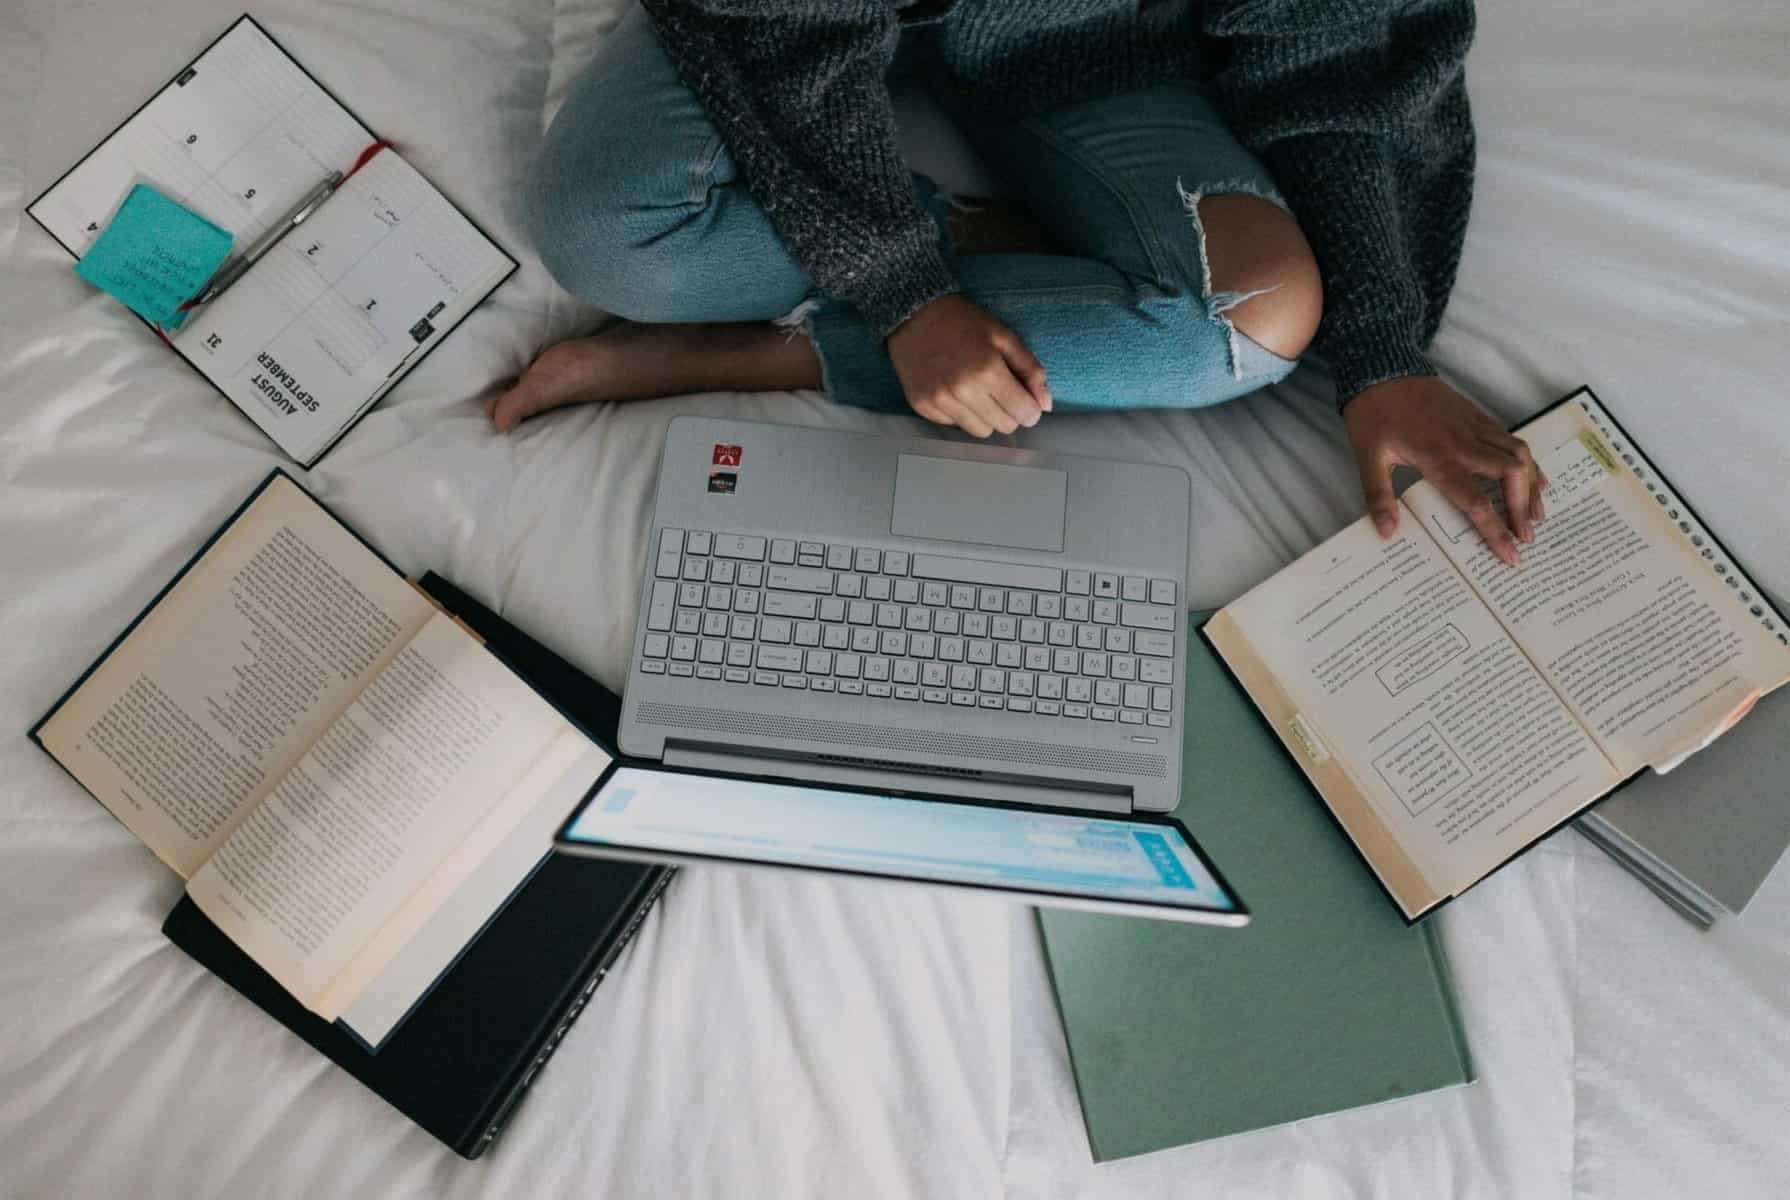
[
  {"x1": 1207, "y1": 388, "x2": 1790, "y2": 921},
  {"x1": 31, "y1": 472, "x2": 611, "y2": 1050},
  {"x1": 26, "y1": 15, "x2": 516, "y2": 466}
]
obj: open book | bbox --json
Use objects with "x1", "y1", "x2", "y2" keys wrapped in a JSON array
[
  {"x1": 31, "y1": 473, "x2": 611, "y2": 1048},
  {"x1": 26, "y1": 15, "x2": 516, "y2": 466},
  {"x1": 1206, "y1": 388, "x2": 1790, "y2": 921}
]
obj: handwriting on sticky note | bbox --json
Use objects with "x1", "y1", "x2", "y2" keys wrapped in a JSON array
[{"x1": 74, "y1": 184, "x2": 233, "y2": 327}]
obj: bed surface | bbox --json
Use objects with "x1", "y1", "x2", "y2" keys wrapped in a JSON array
[{"x1": 3, "y1": 1, "x2": 1788, "y2": 1196}]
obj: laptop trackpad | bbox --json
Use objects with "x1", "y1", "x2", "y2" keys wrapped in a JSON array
[{"x1": 891, "y1": 454, "x2": 1067, "y2": 552}]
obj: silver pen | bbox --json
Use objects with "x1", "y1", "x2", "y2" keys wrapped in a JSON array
[{"x1": 187, "y1": 170, "x2": 344, "y2": 309}]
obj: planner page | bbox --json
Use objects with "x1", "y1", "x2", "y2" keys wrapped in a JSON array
[
  {"x1": 29, "y1": 16, "x2": 515, "y2": 465},
  {"x1": 175, "y1": 147, "x2": 515, "y2": 464},
  {"x1": 29, "y1": 17, "x2": 371, "y2": 257}
]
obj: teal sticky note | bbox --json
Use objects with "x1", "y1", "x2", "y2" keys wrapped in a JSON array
[{"x1": 74, "y1": 184, "x2": 233, "y2": 327}]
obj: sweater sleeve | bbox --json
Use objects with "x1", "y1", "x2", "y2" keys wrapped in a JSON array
[
  {"x1": 640, "y1": 0, "x2": 959, "y2": 339},
  {"x1": 1204, "y1": 0, "x2": 1477, "y2": 405}
]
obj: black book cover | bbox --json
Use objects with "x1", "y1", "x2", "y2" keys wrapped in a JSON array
[{"x1": 162, "y1": 572, "x2": 672, "y2": 1158}]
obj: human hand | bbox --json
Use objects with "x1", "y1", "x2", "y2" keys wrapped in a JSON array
[
  {"x1": 887, "y1": 295, "x2": 1052, "y2": 437},
  {"x1": 1344, "y1": 374, "x2": 1547, "y2": 566}
]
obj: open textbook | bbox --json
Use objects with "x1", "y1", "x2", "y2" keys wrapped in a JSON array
[
  {"x1": 32, "y1": 473, "x2": 610, "y2": 1049},
  {"x1": 1206, "y1": 388, "x2": 1790, "y2": 921},
  {"x1": 26, "y1": 16, "x2": 515, "y2": 466}
]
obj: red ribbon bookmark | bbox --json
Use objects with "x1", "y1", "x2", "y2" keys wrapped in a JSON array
[{"x1": 344, "y1": 137, "x2": 393, "y2": 180}]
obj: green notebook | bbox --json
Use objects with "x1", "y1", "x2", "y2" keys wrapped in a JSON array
[{"x1": 1038, "y1": 613, "x2": 1474, "y2": 1161}]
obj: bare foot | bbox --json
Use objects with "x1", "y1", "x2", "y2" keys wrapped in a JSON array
[
  {"x1": 487, "y1": 335, "x2": 619, "y2": 432},
  {"x1": 486, "y1": 319, "x2": 823, "y2": 432}
]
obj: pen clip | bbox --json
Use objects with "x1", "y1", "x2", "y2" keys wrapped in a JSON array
[{"x1": 288, "y1": 172, "x2": 342, "y2": 228}]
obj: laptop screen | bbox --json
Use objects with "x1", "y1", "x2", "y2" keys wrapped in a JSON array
[{"x1": 560, "y1": 766, "x2": 1242, "y2": 918}]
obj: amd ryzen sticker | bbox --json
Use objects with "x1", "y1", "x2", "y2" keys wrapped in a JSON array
[{"x1": 709, "y1": 443, "x2": 742, "y2": 492}]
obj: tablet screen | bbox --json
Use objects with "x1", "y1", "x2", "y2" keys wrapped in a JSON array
[{"x1": 561, "y1": 766, "x2": 1241, "y2": 916}]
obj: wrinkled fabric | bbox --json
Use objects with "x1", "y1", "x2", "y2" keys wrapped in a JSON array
[{"x1": 2, "y1": 0, "x2": 1788, "y2": 1197}]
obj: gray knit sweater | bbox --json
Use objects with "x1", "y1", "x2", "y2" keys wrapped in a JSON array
[{"x1": 639, "y1": 0, "x2": 1476, "y2": 404}]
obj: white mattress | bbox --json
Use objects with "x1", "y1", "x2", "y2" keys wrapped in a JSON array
[{"x1": 4, "y1": 1, "x2": 1788, "y2": 1196}]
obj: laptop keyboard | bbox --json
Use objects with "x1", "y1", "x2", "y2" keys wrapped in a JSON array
[{"x1": 639, "y1": 529, "x2": 1179, "y2": 727}]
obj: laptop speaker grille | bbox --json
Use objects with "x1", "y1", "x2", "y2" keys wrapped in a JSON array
[
  {"x1": 810, "y1": 753, "x2": 985, "y2": 779},
  {"x1": 636, "y1": 701, "x2": 1166, "y2": 778}
]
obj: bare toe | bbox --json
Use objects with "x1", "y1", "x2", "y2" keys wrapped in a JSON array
[
  {"x1": 487, "y1": 339, "x2": 611, "y2": 432},
  {"x1": 489, "y1": 381, "x2": 534, "y2": 433}
]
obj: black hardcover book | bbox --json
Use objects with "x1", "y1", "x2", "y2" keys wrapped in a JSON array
[{"x1": 163, "y1": 573, "x2": 672, "y2": 1158}]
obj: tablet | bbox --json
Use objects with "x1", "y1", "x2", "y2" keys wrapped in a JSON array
[{"x1": 556, "y1": 763, "x2": 1246, "y2": 925}]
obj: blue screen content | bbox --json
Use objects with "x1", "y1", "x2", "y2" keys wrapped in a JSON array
[{"x1": 564, "y1": 767, "x2": 1238, "y2": 912}]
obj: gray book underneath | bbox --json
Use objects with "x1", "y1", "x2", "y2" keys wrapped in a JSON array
[{"x1": 1575, "y1": 646, "x2": 1790, "y2": 926}]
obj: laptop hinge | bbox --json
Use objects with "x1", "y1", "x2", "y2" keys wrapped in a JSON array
[{"x1": 661, "y1": 744, "x2": 1134, "y2": 814}]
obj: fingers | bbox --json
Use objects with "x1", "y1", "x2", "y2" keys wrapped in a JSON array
[
  {"x1": 985, "y1": 377, "x2": 1041, "y2": 432},
  {"x1": 950, "y1": 333, "x2": 1047, "y2": 437},
  {"x1": 1479, "y1": 439, "x2": 1533, "y2": 544},
  {"x1": 952, "y1": 403, "x2": 996, "y2": 439},
  {"x1": 1435, "y1": 467, "x2": 1520, "y2": 567},
  {"x1": 1343, "y1": 374, "x2": 1549, "y2": 566},
  {"x1": 934, "y1": 392, "x2": 995, "y2": 438},
  {"x1": 936, "y1": 369, "x2": 1041, "y2": 438},
  {"x1": 1460, "y1": 438, "x2": 1523, "y2": 479},
  {"x1": 920, "y1": 394, "x2": 986, "y2": 436},
  {"x1": 912, "y1": 390, "x2": 992, "y2": 437},
  {"x1": 978, "y1": 344, "x2": 1045, "y2": 433},
  {"x1": 1474, "y1": 431, "x2": 1546, "y2": 543},
  {"x1": 995, "y1": 331, "x2": 1053, "y2": 413},
  {"x1": 1501, "y1": 467, "x2": 1533, "y2": 544},
  {"x1": 890, "y1": 302, "x2": 1049, "y2": 438},
  {"x1": 909, "y1": 398, "x2": 958, "y2": 431},
  {"x1": 888, "y1": 299, "x2": 1052, "y2": 438},
  {"x1": 1357, "y1": 453, "x2": 1401, "y2": 539}
]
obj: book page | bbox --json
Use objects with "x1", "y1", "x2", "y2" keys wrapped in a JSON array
[
  {"x1": 183, "y1": 614, "x2": 575, "y2": 1013},
  {"x1": 1210, "y1": 518, "x2": 1620, "y2": 914},
  {"x1": 1402, "y1": 393, "x2": 1790, "y2": 773},
  {"x1": 36, "y1": 476, "x2": 433, "y2": 878},
  {"x1": 337, "y1": 741, "x2": 614, "y2": 1048},
  {"x1": 175, "y1": 148, "x2": 514, "y2": 464}
]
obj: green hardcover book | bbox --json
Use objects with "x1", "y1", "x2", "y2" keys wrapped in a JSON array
[{"x1": 1038, "y1": 613, "x2": 1474, "y2": 1161}]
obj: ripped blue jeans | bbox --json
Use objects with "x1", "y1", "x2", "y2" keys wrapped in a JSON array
[{"x1": 525, "y1": 3, "x2": 1297, "y2": 413}]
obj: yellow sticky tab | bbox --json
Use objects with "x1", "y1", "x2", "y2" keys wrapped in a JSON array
[
  {"x1": 1578, "y1": 429, "x2": 1621, "y2": 475},
  {"x1": 1287, "y1": 713, "x2": 1331, "y2": 766}
]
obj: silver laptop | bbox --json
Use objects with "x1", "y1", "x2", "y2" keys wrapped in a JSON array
[{"x1": 562, "y1": 417, "x2": 1243, "y2": 924}]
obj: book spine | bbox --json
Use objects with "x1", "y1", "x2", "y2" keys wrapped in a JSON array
[
  {"x1": 1420, "y1": 926, "x2": 1476, "y2": 1082},
  {"x1": 469, "y1": 869, "x2": 676, "y2": 1157}
]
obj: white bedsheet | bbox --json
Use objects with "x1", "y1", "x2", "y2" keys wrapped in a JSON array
[{"x1": 3, "y1": 1, "x2": 1788, "y2": 1196}]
